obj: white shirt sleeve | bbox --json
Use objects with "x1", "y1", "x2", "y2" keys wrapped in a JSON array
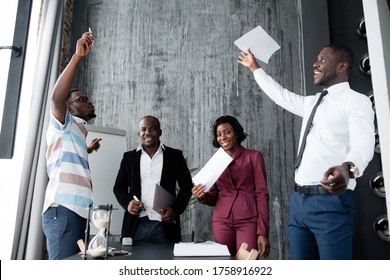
[{"x1": 253, "y1": 68, "x2": 306, "y2": 117}]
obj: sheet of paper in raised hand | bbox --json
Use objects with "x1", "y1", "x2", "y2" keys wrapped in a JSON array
[{"x1": 234, "y1": 25, "x2": 280, "y2": 64}]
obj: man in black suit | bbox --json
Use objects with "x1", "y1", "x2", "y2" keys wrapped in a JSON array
[{"x1": 113, "y1": 115, "x2": 193, "y2": 243}]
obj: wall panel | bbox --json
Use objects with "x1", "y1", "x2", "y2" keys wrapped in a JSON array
[{"x1": 70, "y1": 0, "x2": 303, "y2": 259}]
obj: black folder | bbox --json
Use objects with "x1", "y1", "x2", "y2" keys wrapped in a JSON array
[{"x1": 152, "y1": 183, "x2": 175, "y2": 213}]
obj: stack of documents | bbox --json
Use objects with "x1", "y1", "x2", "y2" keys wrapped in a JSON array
[{"x1": 173, "y1": 241, "x2": 230, "y2": 257}]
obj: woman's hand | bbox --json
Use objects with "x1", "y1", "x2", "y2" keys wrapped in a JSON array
[
  {"x1": 257, "y1": 235, "x2": 270, "y2": 258},
  {"x1": 191, "y1": 184, "x2": 206, "y2": 198}
]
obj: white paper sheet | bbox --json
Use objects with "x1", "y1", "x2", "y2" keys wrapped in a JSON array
[
  {"x1": 234, "y1": 25, "x2": 280, "y2": 64},
  {"x1": 173, "y1": 241, "x2": 230, "y2": 257},
  {"x1": 192, "y1": 147, "x2": 233, "y2": 192}
]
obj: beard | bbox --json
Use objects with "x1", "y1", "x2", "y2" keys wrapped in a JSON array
[
  {"x1": 314, "y1": 70, "x2": 338, "y2": 87},
  {"x1": 87, "y1": 111, "x2": 97, "y2": 119},
  {"x1": 142, "y1": 140, "x2": 157, "y2": 148}
]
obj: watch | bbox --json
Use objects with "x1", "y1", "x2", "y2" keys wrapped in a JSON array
[{"x1": 344, "y1": 161, "x2": 359, "y2": 179}]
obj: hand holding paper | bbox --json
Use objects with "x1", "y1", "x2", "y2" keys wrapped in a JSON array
[
  {"x1": 237, "y1": 49, "x2": 261, "y2": 73},
  {"x1": 192, "y1": 184, "x2": 206, "y2": 198},
  {"x1": 192, "y1": 148, "x2": 233, "y2": 192},
  {"x1": 234, "y1": 25, "x2": 280, "y2": 64}
]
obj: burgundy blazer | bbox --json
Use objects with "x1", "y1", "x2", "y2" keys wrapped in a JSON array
[{"x1": 199, "y1": 145, "x2": 270, "y2": 237}]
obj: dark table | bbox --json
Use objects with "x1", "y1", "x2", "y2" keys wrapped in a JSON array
[{"x1": 66, "y1": 241, "x2": 233, "y2": 260}]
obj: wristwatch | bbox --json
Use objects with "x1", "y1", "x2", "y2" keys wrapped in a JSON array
[{"x1": 344, "y1": 161, "x2": 359, "y2": 179}]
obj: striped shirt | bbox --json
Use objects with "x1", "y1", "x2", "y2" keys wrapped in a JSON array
[{"x1": 42, "y1": 110, "x2": 93, "y2": 218}]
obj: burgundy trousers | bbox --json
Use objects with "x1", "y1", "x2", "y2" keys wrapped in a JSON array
[{"x1": 213, "y1": 214, "x2": 258, "y2": 256}]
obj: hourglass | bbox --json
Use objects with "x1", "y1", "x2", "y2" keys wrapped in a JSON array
[{"x1": 88, "y1": 204, "x2": 113, "y2": 259}]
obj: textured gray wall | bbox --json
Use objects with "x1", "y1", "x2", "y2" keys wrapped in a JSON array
[{"x1": 71, "y1": 0, "x2": 303, "y2": 260}]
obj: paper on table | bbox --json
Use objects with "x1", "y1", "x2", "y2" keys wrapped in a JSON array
[
  {"x1": 192, "y1": 147, "x2": 233, "y2": 192},
  {"x1": 234, "y1": 25, "x2": 280, "y2": 64},
  {"x1": 153, "y1": 183, "x2": 175, "y2": 213},
  {"x1": 173, "y1": 241, "x2": 230, "y2": 257}
]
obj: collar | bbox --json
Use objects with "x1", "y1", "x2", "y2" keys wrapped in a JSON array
[
  {"x1": 136, "y1": 142, "x2": 166, "y2": 152},
  {"x1": 231, "y1": 145, "x2": 245, "y2": 159},
  {"x1": 72, "y1": 114, "x2": 87, "y2": 125},
  {"x1": 324, "y1": 82, "x2": 350, "y2": 96}
]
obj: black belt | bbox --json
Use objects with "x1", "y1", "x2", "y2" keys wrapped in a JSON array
[{"x1": 294, "y1": 184, "x2": 329, "y2": 195}]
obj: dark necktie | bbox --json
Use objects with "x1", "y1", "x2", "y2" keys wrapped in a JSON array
[{"x1": 294, "y1": 89, "x2": 328, "y2": 169}]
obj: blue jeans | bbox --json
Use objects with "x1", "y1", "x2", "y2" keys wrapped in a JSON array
[
  {"x1": 42, "y1": 205, "x2": 87, "y2": 260},
  {"x1": 288, "y1": 190, "x2": 355, "y2": 260},
  {"x1": 132, "y1": 217, "x2": 167, "y2": 243}
]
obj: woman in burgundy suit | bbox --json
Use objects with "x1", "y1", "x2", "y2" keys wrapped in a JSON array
[{"x1": 192, "y1": 115, "x2": 270, "y2": 257}]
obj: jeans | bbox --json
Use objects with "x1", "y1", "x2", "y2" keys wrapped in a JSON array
[
  {"x1": 42, "y1": 205, "x2": 87, "y2": 260},
  {"x1": 132, "y1": 217, "x2": 167, "y2": 243}
]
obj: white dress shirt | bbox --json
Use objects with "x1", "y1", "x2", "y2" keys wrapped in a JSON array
[
  {"x1": 253, "y1": 68, "x2": 375, "y2": 190},
  {"x1": 137, "y1": 143, "x2": 165, "y2": 221}
]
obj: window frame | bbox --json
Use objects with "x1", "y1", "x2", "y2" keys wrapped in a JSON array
[{"x1": 0, "y1": 0, "x2": 33, "y2": 158}]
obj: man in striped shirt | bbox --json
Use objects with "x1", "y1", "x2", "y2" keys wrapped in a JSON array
[{"x1": 42, "y1": 31, "x2": 101, "y2": 260}]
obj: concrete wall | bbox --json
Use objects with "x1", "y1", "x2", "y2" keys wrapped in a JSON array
[{"x1": 70, "y1": 0, "x2": 303, "y2": 259}]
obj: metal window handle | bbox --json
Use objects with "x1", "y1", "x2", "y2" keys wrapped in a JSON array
[{"x1": 0, "y1": 45, "x2": 22, "y2": 57}]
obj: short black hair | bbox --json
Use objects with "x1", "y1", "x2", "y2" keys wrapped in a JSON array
[
  {"x1": 326, "y1": 43, "x2": 354, "y2": 74},
  {"x1": 140, "y1": 115, "x2": 161, "y2": 129},
  {"x1": 212, "y1": 115, "x2": 247, "y2": 148},
  {"x1": 66, "y1": 88, "x2": 82, "y2": 105}
]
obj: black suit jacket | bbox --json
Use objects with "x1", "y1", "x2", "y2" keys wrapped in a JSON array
[{"x1": 113, "y1": 145, "x2": 193, "y2": 242}]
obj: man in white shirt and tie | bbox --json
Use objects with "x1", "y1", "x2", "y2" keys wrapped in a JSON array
[{"x1": 238, "y1": 44, "x2": 375, "y2": 259}]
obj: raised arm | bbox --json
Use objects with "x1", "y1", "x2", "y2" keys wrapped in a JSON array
[{"x1": 51, "y1": 31, "x2": 94, "y2": 123}]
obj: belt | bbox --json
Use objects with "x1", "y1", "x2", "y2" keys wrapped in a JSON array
[{"x1": 294, "y1": 184, "x2": 329, "y2": 195}]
